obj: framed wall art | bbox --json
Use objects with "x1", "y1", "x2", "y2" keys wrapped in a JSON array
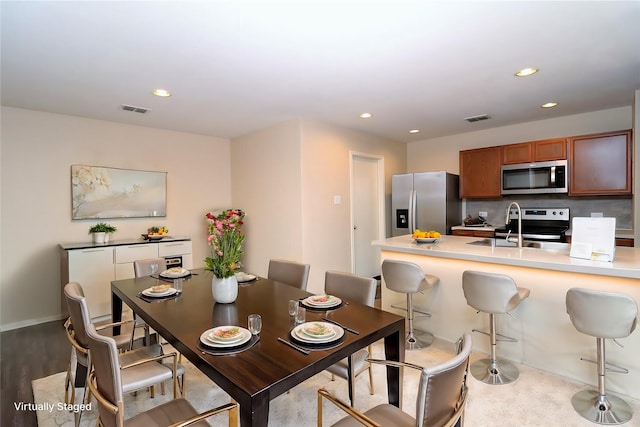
[{"x1": 71, "y1": 165, "x2": 167, "y2": 219}]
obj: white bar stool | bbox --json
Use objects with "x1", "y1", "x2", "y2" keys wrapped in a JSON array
[
  {"x1": 566, "y1": 287, "x2": 638, "y2": 425},
  {"x1": 462, "y1": 270, "x2": 530, "y2": 385},
  {"x1": 381, "y1": 259, "x2": 439, "y2": 350}
]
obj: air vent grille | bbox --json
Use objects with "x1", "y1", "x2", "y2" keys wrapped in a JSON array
[
  {"x1": 464, "y1": 114, "x2": 491, "y2": 123},
  {"x1": 121, "y1": 104, "x2": 151, "y2": 114}
]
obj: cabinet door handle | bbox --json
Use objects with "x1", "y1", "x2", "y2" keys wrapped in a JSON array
[
  {"x1": 163, "y1": 243, "x2": 183, "y2": 247},
  {"x1": 126, "y1": 245, "x2": 150, "y2": 249},
  {"x1": 82, "y1": 249, "x2": 107, "y2": 253}
]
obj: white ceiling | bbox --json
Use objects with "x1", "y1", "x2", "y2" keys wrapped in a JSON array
[{"x1": 2, "y1": 1, "x2": 639, "y2": 143}]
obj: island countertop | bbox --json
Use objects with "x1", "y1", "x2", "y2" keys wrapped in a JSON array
[{"x1": 373, "y1": 235, "x2": 640, "y2": 279}]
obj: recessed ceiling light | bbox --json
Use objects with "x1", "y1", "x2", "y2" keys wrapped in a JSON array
[
  {"x1": 541, "y1": 102, "x2": 558, "y2": 108},
  {"x1": 515, "y1": 68, "x2": 539, "y2": 77},
  {"x1": 359, "y1": 113, "x2": 373, "y2": 119},
  {"x1": 152, "y1": 89, "x2": 172, "y2": 97},
  {"x1": 409, "y1": 129, "x2": 420, "y2": 134}
]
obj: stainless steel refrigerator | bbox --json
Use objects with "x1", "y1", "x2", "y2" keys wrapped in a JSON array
[{"x1": 391, "y1": 171, "x2": 461, "y2": 236}]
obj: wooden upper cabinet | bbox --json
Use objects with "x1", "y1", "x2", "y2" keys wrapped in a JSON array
[
  {"x1": 459, "y1": 146, "x2": 502, "y2": 198},
  {"x1": 502, "y1": 138, "x2": 567, "y2": 164},
  {"x1": 569, "y1": 130, "x2": 632, "y2": 196}
]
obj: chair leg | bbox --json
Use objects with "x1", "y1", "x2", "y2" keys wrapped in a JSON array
[
  {"x1": 470, "y1": 313, "x2": 519, "y2": 385},
  {"x1": 571, "y1": 337, "x2": 633, "y2": 425},
  {"x1": 367, "y1": 345, "x2": 374, "y2": 395}
]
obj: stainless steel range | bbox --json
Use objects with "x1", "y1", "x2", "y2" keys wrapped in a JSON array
[{"x1": 494, "y1": 207, "x2": 570, "y2": 247}]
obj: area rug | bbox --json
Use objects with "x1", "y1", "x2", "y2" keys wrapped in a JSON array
[{"x1": 32, "y1": 339, "x2": 640, "y2": 426}]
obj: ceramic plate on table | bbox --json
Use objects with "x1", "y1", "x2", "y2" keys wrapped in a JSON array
[
  {"x1": 235, "y1": 272, "x2": 257, "y2": 283},
  {"x1": 414, "y1": 237, "x2": 438, "y2": 243},
  {"x1": 292, "y1": 322, "x2": 344, "y2": 344},
  {"x1": 142, "y1": 287, "x2": 177, "y2": 297},
  {"x1": 303, "y1": 295, "x2": 342, "y2": 308},
  {"x1": 200, "y1": 327, "x2": 251, "y2": 348},
  {"x1": 160, "y1": 267, "x2": 190, "y2": 278}
]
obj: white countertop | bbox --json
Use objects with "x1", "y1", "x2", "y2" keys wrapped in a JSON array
[{"x1": 373, "y1": 235, "x2": 640, "y2": 279}]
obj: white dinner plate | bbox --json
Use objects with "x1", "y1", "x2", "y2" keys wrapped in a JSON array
[
  {"x1": 207, "y1": 326, "x2": 245, "y2": 343},
  {"x1": 303, "y1": 295, "x2": 342, "y2": 308},
  {"x1": 200, "y1": 327, "x2": 251, "y2": 348},
  {"x1": 160, "y1": 267, "x2": 190, "y2": 278},
  {"x1": 414, "y1": 237, "x2": 438, "y2": 243},
  {"x1": 142, "y1": 287, "x2": 177, "y2": 297},
  {"x1": 235, "y1": 272, "x2": 257, "y2": 283},
  {"x1": 292, "y1": 322, "x2": 344, "y2": 344}
]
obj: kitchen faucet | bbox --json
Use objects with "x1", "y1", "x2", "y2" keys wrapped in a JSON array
[{"x1": 505, "y1": 202, "x2": 523, "y2": 248}]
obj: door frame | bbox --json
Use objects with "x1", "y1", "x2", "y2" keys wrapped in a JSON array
[{"x1": 349, "y1": 151, "x2": 386, "y2": 275}]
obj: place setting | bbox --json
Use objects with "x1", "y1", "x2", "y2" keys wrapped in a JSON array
[
  {"x1": 197, "y1": 315, "x2": 261, "y2": 356},
  {"x1": 286, "y1": 321, "x2": 346, "y2": 352},
  {"x1": 299, "y1": 294, "x2": 345, "y2": 311},
  {"x1": 152, "y1": 267, "x2": 193, "y2": 282},
  {"x1": 137, "y1": 283, "x2": 181, "y2": 303},
  {"x1": 234, "y1": 271, "x2": 259, "y2": 285}
]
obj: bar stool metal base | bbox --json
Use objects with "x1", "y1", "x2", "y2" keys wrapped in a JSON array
[
  {"x1": 571, "y1": 390, "x2": 634, "y2": 425},
  {"x1": 470, "y1": 358, "x2": 519, "y2": 385},
  {"x1": 406, "y1": 329, "x2": 433, "y2": 351}
]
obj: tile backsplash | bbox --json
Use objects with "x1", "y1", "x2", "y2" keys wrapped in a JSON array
[{"x1": 465, "y1": 195, "x2": 633, "y2": 230}]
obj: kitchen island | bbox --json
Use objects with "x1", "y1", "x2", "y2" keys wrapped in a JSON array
[{"x1": 373, "y1": 235, "x2": 640, "y2": 399}]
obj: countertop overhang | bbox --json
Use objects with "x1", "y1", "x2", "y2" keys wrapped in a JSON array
[
  {"x1": 373, "y1": 235, "x2": 640, "y2": 279},
  {"x1": 60, "y1": 236, "x2": 191, "y2": 251}
]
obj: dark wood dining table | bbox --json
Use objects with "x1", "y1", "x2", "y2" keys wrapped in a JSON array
[{"x1": 111, "y1": 269, "x2": 405, "y2": 427}]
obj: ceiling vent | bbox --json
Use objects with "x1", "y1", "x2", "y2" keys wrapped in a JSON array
[
  {"x1": 120, "y1": 104, "x2": 151, "y2": 114},
  {"x1": 464, "y1": 114, "x2": 491, "y2": 123}
]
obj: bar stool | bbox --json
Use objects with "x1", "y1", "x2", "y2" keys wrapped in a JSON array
[
  {"x1": 462, "y1": 270, "x2": 530, "y2": 385},
  {"x1": 566, "y1": 287, "x2": 638, "y2": 425},
  {"x1": 381, "y1": 259, "x2": 439, "y2": 350}
]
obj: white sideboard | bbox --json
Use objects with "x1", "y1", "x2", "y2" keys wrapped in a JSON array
[{"x1": 60, "y1": 238, "x2": 193, "y2": 319}]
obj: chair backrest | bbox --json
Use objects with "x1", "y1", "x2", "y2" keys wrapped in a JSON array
[
  {"x1": 416, "y1": 332, "x2": 472, "y2": 427},
  {"x1": 324, "y1": 270, "x2": 376, "y2": 307},
  {"x1": 381, "y1": 259, "x2": 428, "y2": 294},
  {"x1": 86, "y1": 323, "x2": 124, "y2": 427},
  {"x1": 462, "y1": 270, "x2": 521, "y2": 314},
  {"x1": 64, "y1": 282, "x2": 93, "y2": 350},
  {"x1": 566, "y1": 287, "x2": 638, "y2": 339},
  {"x1": 134, "y1": 258, "x2": 167, "y2": 277},
  {"x1": 268, "y1": 259, "x2": 310, "y2": 290}
]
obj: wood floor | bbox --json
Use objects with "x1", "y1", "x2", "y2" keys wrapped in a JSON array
[{"x1": 1, "y1": 320, "x2": 69, "y2": 427}]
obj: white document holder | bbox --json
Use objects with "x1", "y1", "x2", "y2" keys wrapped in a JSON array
[{"x1": 569, "y1": 217, "x2": 616, "y2": 262}]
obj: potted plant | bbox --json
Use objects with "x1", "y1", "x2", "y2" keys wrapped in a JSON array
[
  {"x1": 89, "y1": 222, "x2": 117, "y2": 244},
  {"x1": 204, "y1": 209, "x2": 245, "y2": 303}
]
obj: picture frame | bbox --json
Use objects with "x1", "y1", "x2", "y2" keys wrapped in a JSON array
[{"x1": 71, "y1": 165, "x2": 167, "y2": 219}]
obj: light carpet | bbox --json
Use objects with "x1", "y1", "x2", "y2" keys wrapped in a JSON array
[{"x1": 33, "y1": 338, "x2": 640, "y2": 426}]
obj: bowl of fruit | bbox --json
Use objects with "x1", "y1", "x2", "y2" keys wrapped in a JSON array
[
  {"x1": 142, "y1": 226, "x2": 168, "y2": 240},
  {"x1": 412, "y1": 229, "x2": 441, "y2": 243}
]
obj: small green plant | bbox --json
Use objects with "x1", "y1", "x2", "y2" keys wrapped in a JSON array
[{"x1": 89, "y1": 222, "x2": 117, "y2": 234}]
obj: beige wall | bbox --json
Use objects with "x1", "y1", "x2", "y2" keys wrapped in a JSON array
[
  {"x1": 407, "y1": 106, "x2": 633, "y2": 173},
  {"x1": 635, "y1": 91, "x2": 639, "y2": 246},
  {"x1": 231, "y1": 118, "x2": 406, "y2": 294},
  {"x1": 0, "y1": 107, "x2": 232, "y2": 329},
  {"x1": 299, "y1": 119, "x2": 406, "y2": 293},
  {"x1": 230, "y1": 119, "x2": 304, "y2": 276}
]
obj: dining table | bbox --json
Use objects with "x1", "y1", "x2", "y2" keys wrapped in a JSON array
[{"x1": 111, "y1": 269, "x2": 405, "y2": 427}]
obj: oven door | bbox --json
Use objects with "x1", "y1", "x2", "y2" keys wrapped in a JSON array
[{"x1": 501, "y1": 160, "x2": 568, "y2": 195}]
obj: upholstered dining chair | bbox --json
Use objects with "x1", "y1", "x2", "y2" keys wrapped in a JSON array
[
  {"x1": 323, "y1": 270, "x2": 377, "y2": 407},
  {"x1": 63, "y1": 282, "x2": 139, "y2": 406},
  {"x1": 267, "y1": 259, "x2": 310, "y2": 290},
  {"x1": 132, "y1": 258, "x2": 168, "y2": 346},
  {"x1": 86, "y1": 323, "x2": 238, "y2": 427},
  {"x1": 64, "y1": 282, "x2": 185, "y2": 426},
  {"x1": 318, "y1": 332, "x2": 472, "y2": 427}
]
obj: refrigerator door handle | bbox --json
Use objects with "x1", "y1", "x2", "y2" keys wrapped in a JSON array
[{"x1": 409, "y1": 190, "x2": 417, "y2": 233}]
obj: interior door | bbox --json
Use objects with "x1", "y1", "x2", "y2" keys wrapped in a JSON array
[{"x1": 352, "y1": 155, "x2": 382, "y2": 279}]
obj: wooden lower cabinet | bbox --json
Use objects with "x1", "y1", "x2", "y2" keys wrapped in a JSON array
[{"x1": 452, "y1": 229, "x2": 495, "y2": 238}]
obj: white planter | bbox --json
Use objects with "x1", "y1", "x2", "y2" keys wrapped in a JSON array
[
  {"x1": 92, "y1": 232, "x2": 106, "y2": 244},
  {"x1": 211, "y1": 275, "x2": 238, "y2": 303}
]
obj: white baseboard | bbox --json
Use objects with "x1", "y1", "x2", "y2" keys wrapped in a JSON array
[{"x1": 0, "y1": 313, "x2": 67, "y2": 332}]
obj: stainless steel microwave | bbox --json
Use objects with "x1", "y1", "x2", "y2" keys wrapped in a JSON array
[{"x1": 501, "y1": 159, "x2": 568, "y2": 195}]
